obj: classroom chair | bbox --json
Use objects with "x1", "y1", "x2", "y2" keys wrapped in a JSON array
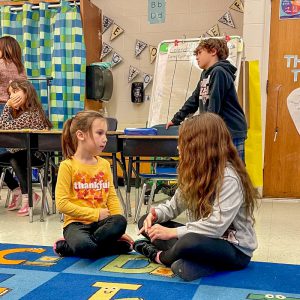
[{"x1": 133, "y1": 124, "x2": 178, "y2": 222}]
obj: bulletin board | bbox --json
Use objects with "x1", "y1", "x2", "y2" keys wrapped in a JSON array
[{"x1": 147, "y1": 36, "x2": 244, "y2": 127}]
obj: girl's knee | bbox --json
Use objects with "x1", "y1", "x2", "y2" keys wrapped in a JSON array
[
  {"x1": 137, "y1": 214, "x2": 147, "y2": 230},
  {"x1": 109, "y1": 214, "x2": 127, "y2": 235}
]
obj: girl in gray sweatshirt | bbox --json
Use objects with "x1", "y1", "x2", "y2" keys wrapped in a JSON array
[{"x1": 133, "y1": 113, "x2": 257, "y2": 281}]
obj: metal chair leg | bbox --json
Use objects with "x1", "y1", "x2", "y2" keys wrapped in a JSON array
[
  {"x1": 146, "y1": 181, "x2": 157, "y2": 214},
  {"x1": 134, "y1": 182, "x2": 147, "y2": 223}
]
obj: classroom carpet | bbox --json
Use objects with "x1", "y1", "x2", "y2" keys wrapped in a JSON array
[{"x1": 0, "y1": 243, "x2": 299, "y2": 300}]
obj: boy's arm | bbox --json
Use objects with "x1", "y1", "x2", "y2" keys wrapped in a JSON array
[
  {"x1": 207, "y1": 69, "x2": 227, "y2": 114},
  {"x1": 171, "y1": 81, "x2": 200, "y2": 125},
  {"x1": 55, "y1": 161, "x2": 100, "y2": 222}
]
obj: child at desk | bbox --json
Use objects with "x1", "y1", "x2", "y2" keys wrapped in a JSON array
[
  {"x1": 166, "y1": 38, "x2": 247, "y2": 162},
  {"x1": 0, "y1": 79, "x2": 53, "y2": 216},
  {"x1": 0, "y1": 36, "x2": 27, "y2": 114},
  {"x1": 134, "y1": 113, "x2": 257, "y2": 281},
  {"x1": 54, "y1": 110, "x2": 133, "y2": 258}
]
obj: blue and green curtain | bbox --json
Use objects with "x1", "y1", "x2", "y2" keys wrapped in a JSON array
[{"x1": 0, "y1": 0, "x2": 86, "y2": 128}]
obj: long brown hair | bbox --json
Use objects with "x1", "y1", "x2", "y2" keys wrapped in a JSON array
[
  {"x1": 0, "y1": 36, "x2": 25, "y2": 74},
  {"x1": 178, "y1": 113, "x2": 257, "y2": 221},
  {"x1": 62, "y1": 110, "x2": 106, "y2": 159},
  {"x1": 8, "y1": 80, "x2": 53, "y2": 129}
]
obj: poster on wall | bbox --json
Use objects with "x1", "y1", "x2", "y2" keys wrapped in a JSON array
[{"x1": 280, "y1": 0, "x2": 300, "y2": 19}]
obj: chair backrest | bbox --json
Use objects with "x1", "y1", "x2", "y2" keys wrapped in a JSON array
[
  {"x1": 106, "y1": 117, "x2": 117, "y2": 131},
  {"x1": 151, "y1": 124, "x2": 179, "y2": 136}
]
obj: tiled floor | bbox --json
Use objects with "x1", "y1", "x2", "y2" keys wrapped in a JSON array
[{"x1": 0, "y1": 187, "x2": 299, "y2": 265}]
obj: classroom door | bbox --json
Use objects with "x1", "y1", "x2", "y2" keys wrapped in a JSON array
[{"x1": 263, "y1": 0, "x2": 300, "y2": 197}]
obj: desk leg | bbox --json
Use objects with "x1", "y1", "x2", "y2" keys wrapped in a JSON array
[
  {"x1": 126, "y1": 157, "x2": 133, "y2": 217},
  {"x1": 135, "y1": 158, "x2": 140, "y2": 214},
  {"x1": 112, "y1": 154, "x2": 127, "y2": 217},
  {"x1": 26, "y1": 133, "x2": 33, "y2": 223},
  {"x1": 40, "y1": 152, "x2": 50, "y2": 222}
]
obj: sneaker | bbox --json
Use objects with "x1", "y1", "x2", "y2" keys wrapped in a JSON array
[
  {"x1": 17, "y1": 203, "x2": 29, "y2": 217},
  {"x1": 133, "y1": 239, "x2": 158, "y2": 262},
  {"x1": 53, "y1": 238, "x2": 73, "y2": 257},
  {"x1": 32, "y1": 192, "x2": 41, "y2": 207},
  {"x1": 171, "y1": 259, "x2": 216, "y2": 281},
  {"x1": 116, "y1": 237, "x2": 133, "y2": 253},
  {"x1": 7, "y1": 193, "x2": 22, "y2": 211}
]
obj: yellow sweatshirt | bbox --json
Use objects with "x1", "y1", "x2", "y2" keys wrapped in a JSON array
[{"x1": 55, "y1": 156, "x2": 122, "y2": 228}]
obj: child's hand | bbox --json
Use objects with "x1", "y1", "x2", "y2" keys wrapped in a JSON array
[
  {"x1": 98, "y1": 208, "x2": 110, "y2": 220},
  {"x1": 138, "y1": 207, "x2": 158, "y2": 235},
  {"x1": 8, "y1": 94, "x2": 23, "y2": 110},
  {"x1": 166, "y1": 121, "x2": 174, "y2": 129}
]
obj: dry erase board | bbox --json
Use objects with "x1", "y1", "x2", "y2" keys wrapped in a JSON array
[{"x1": 147, "y1": 36, "x2": 244, "y2": 127}]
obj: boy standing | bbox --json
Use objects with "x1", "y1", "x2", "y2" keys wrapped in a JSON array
[{"x1": 166, "y1": 38, "x2": 247, "y2": 162}]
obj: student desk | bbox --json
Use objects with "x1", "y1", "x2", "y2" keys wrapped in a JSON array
[
  {"x1": 0, "y1": 130, "x2": 124, "y2": 222},
  {"x1": 119, "y1": 135, "x2": 179, "y2": 217}
]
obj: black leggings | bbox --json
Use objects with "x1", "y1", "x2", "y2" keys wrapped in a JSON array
[
  {"x1": 0, "y1": 150, "x2": 44, "y2": 194},
  {"x1": 64, "y1": 214, "x2": 127, "y2": 258},
  {"x1": 138, "y1": 214, "x2": 251, "y2": 270}
]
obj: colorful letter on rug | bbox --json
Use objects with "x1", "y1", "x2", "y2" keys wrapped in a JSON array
[{"x1": 0, "y1": 244, "x2": 299, "y2": 299}]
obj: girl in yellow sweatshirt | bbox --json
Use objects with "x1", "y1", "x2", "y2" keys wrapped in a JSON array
[{"x1": 54, "y1": 110, "x2": 133, "y2": 258}]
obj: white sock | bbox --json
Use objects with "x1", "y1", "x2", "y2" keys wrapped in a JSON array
[
  {"x1": 21, "y1": 194, "x2": 29, "y2": 206},
  {"x1": 12, "y1": 187, "x2": 21, "y2": 197}
]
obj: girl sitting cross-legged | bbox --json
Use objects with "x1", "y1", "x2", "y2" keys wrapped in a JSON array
[
  {"x1": 53, "y1": 110, "x2": 133, "y2": 258},
  {"x1": 134, "y1": 112, "x2": 258, "y2": 281}
]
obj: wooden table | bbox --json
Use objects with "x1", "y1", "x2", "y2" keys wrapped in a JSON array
[{"x1": 119, "y1": 135, "x2": 179, "y2": 217}]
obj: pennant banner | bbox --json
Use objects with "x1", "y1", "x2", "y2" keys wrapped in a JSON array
[
  {"x1": 206, "y1": 24, "x2": 220, "y2": 37},
  {"x1": 230, "y1": 0, "x2": 244, "y2": 13},
  {"x1": 218, "y1": 11, "x2": 235, "y2": 28},
  {"x1": 101, "y1": 42, "x2": 113, "y2": 59},
  {"x1": 110, "y1": 23, "x2": 125, "y2": 41},
  {"x1": 111, "y1": 52, "x2": 123, "y2": 68},
  {"x1": 135, "y1": 40, "x2": 148, "y2": 57},
  {"x1": 102, "y1": 15, "x2": 114, "y2": 33},
  {"x1": 143, "y1": 73, "x2": 153, "y2": 89},
  {"x1": 128, "y1": 65, "x2": 140, "y2": 82},
  {"x1": 149, "y1": 45, "x2": 157, "y2": 64}
]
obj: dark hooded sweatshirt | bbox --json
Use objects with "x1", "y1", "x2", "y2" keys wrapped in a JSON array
[{"x1": 171, "y1": 60, "x2": 247, "y2": 139}]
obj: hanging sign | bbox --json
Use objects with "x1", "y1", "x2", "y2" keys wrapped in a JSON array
[
  {"x1": 148, "y1": 0, "x2": 166, "y2": 24},
  {"x1": 206, "y1": 24, "x2": 220, "y2": 37},
  {"x1": 149, "y1": 45, "x2": 157, "y2": 64},
  {"x1": 280, "y1": 0, "x2": 300, "y2": 19},
  {"x1": 128, "y1": 65, "x2": 140, "y2": 82},
  {"x1": 110, "y1": 23, "x2": 124, "y2": 41},
  {"x1": 102, "y1": 15, "x2": 114, "y2": 33},
  {"x1": 230, "y1": 0, "x2": 244, "y2": 13},
  {"x1": 218, "y1": 11, "x2": 235, "y2": 28},
  {"x1": 101, "y1": 42, "x2": 113, "y2": 59},
  {"x1": 135, "y1": 40, "x2": 148, "y2": 57},
  {"x1": 111, "y1": 52, "x2": 123, "y2": 68},
  {"x1": 143, "y1": 73, "x2": 153, "y2": 89}
]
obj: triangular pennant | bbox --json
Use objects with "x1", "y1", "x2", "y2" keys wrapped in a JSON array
[
  {"x1": 135, "y1": 40, "x2": 148, "y2": 57},
  {"x1": 149, "y1": 45, "x2": 157, "y2": 64},
  {"x1": 218, "y1": 11, "x2": 235, "y2": 28},
  {"x1": 101, "y1": 42, "x2": 113, "y2": 59},
  {"x1": 206, "y1": 24, "x2": 220, "y2": 37},
  {"x1": 128, "y1": 65, "x2": 140, "y2": 82},
  {"x1": 111, "y1": 52, "x2": 123, "y2": 68},
  {"x1": 143, "y1": 73, "x2": 153, "y2": 90},
  {"x1": 102, "y1": 15, "x2": 113, "y2": 33},
  {"x1": 230, "y1": 0, "x2": 244, "y2": 13},
  {"x1": 110, "y1": 23, "x2": 124, "y2": 41}
]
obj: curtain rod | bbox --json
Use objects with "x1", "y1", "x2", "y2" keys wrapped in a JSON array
[{"x1": 10, "y1": 1, "x2": 80, "y2": 12}]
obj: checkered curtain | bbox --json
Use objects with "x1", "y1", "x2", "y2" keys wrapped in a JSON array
[{"x1": 0, "y1": 0, "x2": 86, "y2": 128}]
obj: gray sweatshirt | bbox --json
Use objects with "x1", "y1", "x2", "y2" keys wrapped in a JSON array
[{"x1": 155, "y1": 165, "x2": 257, "y2": 257}]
